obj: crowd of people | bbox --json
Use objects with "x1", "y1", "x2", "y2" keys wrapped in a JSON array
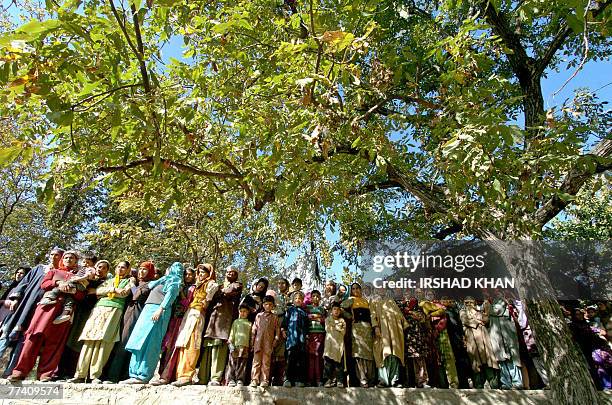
[{"x1": 0, "y1": 247, "x2": 610, "y2": 390}]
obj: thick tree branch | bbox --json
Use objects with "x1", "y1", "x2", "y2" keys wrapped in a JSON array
[
  {"x1": 480, "y1": 0, "x2": 533, "y2": 80},
  {"x1": 386, "y1": 164, "x2": 449, "y2": 214},
  {"x1": 108, "y1": 0, "x2": 150, "y2": 93},
  {"x1": 433, "y1": 222, "x2": 463, "y2": 240},
  {"x1": 393, "y1": 94, "x2": 442, "y2": 110},
  {"x1": 480, "y1": 1, "x2": 543, "y2": 134},
  {"x1": 535, "y1": 0, "x2": 612, "y2": 76},
  {"x1": 308, "y1": 144, "x2": 361, "y2": 163},
  {"x1": 352, "y1": 96, "x2": 393, "y2": 127},
  {"x1": 99, "y1": 156, "x2": 241, "y2": 179},
  {"x1": 221, "y1": 157, "x2": 254, "y2": 200},
  {"x1": 534, "y1": 139, "x2": 612, "y2": 227},
  {"x1": 308, "y1": 142, "x2": 450, "y2": 214},
  {"x1": 0, "y1": 189, "x2": 24, "y2": 237},
  {"x1": 535, "y1": 25, "x2": 573, "y2": 77},
  {"x1": 253, "y1": 189, "x2": 275, "y2": 211}
]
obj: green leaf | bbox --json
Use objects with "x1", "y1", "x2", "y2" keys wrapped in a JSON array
[
  {"x1": 130, "y1": 0, "x2": 143, "y2": 12},
  {"x1": 493, "y1": 178, "x2": 502, "y2": 194},
  {"x1": 157, "y1": 0, "x2": 182, "y2": 6},
  {"x1": 212, "y1": 22, "x2": 232, "y2": 34},
  {"x1": 46, "y1": 93, "x2": 66, "y2": 112},
  {"x1": 22, "y1": 147, "x2": 34, "y2": 163},
  {"x1": 16, "y1": 19, "x2": 61, "y2": 35},
  {"x1": 559, "y1": 192, "x2": 576, "y2": 202},
  {"x1": 110, "y1": 181, "x2": 130, "y2": 197},
  {"x1": 160, "y1": 196, "x2": 175, "y2": 216},
  {"x1": 0, "y1": 62, "x2": 10, "y2": 84},
  {"x1": 77, "y1": 80, "x2": 104, "y2": 97},
  {"x1": 441, "y1": 136, "x2": 460, "y2": 156},
  {"x1": 0, "y1": 146, "x2": 22, "y2": 167},
  {"x1": 46, "y1": 110, "x2": 74, "y2": 126},
  {"x1": 566, "y1": 14, "x2": 583, "y2": 34},
  {"x1": 40, "y1": 176, "x2": 56, "y2": 208},
  {"x1": 59, "y1": 0, "x2": 82, "y2": 12},
  {"x1": 63, "y1": 172, "x2": 81, "y2": 188}
]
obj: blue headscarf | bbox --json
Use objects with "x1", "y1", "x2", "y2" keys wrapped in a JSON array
[{"x1": 149, "y1": 262, "x2": 184, "y2": 293}]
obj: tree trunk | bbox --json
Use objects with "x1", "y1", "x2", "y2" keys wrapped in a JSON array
[
  {"x1": 526, "y1": 299, "x2": 599, "y2": 404},
  {"x1": 488, "y1": 239, "x2": 600, "y2": 405},
  {"x1": 521, "y1": 73, "x2": 545, "y2": 136}
]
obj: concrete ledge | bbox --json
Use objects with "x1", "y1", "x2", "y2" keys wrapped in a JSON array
[{"x1": 0, "y1": 381, "x2": 611, "y2": 405}]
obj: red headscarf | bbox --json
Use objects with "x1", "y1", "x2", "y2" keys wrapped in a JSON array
[
  {"x1": 139, "y1": 261, "x2": 156, "y2": 281},
  {"x1": 59, "y1": 250, "x2": 80, "y2": 273},
  {"x1": 408, "y1": 297, "x2": 418, "y2": 311}
]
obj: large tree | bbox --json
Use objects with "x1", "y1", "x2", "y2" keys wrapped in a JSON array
[{"x1": 0, "y1": 0, "x2": 610, "y2": 402}]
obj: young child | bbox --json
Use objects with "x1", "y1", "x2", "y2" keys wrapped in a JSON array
[
  {"x1": 282, "y1": 291, "x2": 308, "y2": 387},
  {"x1": 288, "y1": 278, "x2": 303, "y2": 307},
  {"x1": 39, "y1": 265, "x2": 96, "y2": 324},
  {"x1": 227, "y1": 304, "x2": 252, "y2": 386},
  {"x1": 271, "y1": 278, "x2": 290, "y2": 386},
  {"x1": 586, "y1": 305, "x2": 603, "y2": 329},
  {"x1": 250, "y1": 295, "x2": 280, "y2": 387},
  {"x1": 81, "y1": 253, "x2": 98, "y2": 269},
  {"x1": 323, "y1": 302, "x2": 346, "y2": 388},
  {"x1": 306, "y1": 290, "x2": 326, "y2": 386}
]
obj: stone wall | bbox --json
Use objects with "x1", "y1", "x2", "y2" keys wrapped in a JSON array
[{"x1": 1, "y1": 382, "x2": 612, "y2": 405}]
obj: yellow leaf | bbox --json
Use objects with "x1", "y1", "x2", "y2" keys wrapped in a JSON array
[
  {"x1": 322, "y1": 31, "x2": 347, "y2": 43},
  {"x1": 9, "y1": 75, "x2": 30, "y2": 87},
  {"x1": 321, "y1": 31, "x2": 355, "y2": 51}
]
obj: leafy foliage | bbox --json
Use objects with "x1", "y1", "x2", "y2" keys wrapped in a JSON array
[
  {"x1": 545, "y1": 175, "x2": 612, "y2": 240},
  {"x1": 1, "y1": 0, "x2": 609, "y2": 248}
]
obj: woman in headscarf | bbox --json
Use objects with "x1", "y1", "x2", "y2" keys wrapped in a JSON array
[
  {"x1": 401, "y1": 295, "x2": 432, "y2": 388},
  {"x1": 156, "y1": 267, "x2": 196, "y2": 383},
  {"x1": 483, "y1": 290, "x2": 523, "y2": 389},
  {"x1": 169, "y1": 263, "x2": 217, "y2": 386},
  {"x1": 58, "y1": 257, "x2": 111, "y2": 380},
  {"x1": 8, "y1": 250, "x2": 85, "y2": 381},
  {"x1": 341, "y1": 282, "x2": 374, "y2": 388},
  {"x1": 198, "y1": 265, "x2": 242, "y2": 386},
  {"x1": 321, "y1": 280, "x2": 337, "y2": 312},
  {"x1": 241, "y1": 278, "x2": 269, "y2": 322},
  {"x1": 420, "y1": 290, "x2": 459, "y2": 388},
  {"x1": 0, "y1": 267, "x2": 29, "y2": 325},
  {"x1": 570, "y1": 307, "x2": 612, "y2": 390},
  {"x1": 120, "y1": 262, "x2": 184, "y2": 384},
  {"x1": 102, "y1": 261, "x2": 155, "y2": 383},
  {"x1": 460, "y1": 296, "x2": 499, "y2": 389},
  {"x1": 335, "y1": 284, "x2": 353, "y2": 385},
  {"x1": 69, "y1": 261, "x2": 133, "y2": 383},
  {"x1": 336, "y1": 285, "x2": 348, "y2": 304},
  {"x1": 370, "y1": 290, "x2": 408, "y2": 388}
]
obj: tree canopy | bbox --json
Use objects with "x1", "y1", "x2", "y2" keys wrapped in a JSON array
[
  {"x1": 1, "y1": 0, "x2": 610, "y2": 253},
  {"x1": 0, "y1": 0, "x2": 611, "y2": 402}
]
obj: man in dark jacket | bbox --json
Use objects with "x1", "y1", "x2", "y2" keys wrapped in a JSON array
[
  {"x1": 197, "y1": 266, "x2": 242, "y2": 385},
  {"x1": 0, "y1": 248, "x2": 63, "y2": 377}
]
